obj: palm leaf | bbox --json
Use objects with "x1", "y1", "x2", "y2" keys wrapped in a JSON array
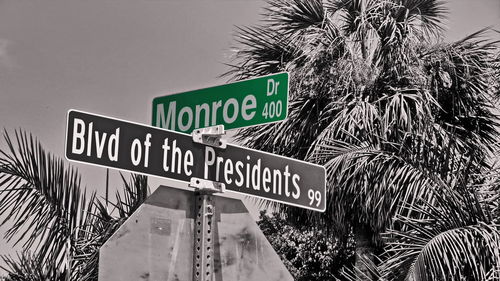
[
  {"x1": 421, "y1": 28, "x2": 500, "y2": 155},
  {"x1": 394, "y1": 0, "x2": 447, "y2": 38},
  {"x1": 339, "y1": 253, "x2": 381, "y2": 281},
  {"x1": 380, "y1": 183, "x2": 500, "y2": 281},
  {"x1": 72, "y1": 173, "x2": 149, "y2": 281},
  {"x1": 112, "y1": 173, "x2": 149, "y2": 218},
  {"x1": 0, "y1": 130, "x2": 95, "y2": 269},
  {"x1": 223, "y1": 25, "x2": 300, "y2": 80},
  {"x1": 265, "y1": 0, "x2": 328, "y2": 32},
  {"x1": 1, "y1": 251, "x2": 67, "y2": 281}
]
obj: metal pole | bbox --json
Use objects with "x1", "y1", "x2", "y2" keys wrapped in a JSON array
[{"x1": 193, "y1": 192, "x2": 215, "y2": 281}]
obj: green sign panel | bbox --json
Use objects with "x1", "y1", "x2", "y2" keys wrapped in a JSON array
[{"x1": 152, "y1": 72, "x2": 289, "y2": 133}]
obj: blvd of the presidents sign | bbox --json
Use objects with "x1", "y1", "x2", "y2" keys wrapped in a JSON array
[{"x1": 65, "y1": 109, "x2": 326, "y2": 212}]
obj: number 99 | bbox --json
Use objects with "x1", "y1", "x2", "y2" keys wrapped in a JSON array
[{"x1": 308, "y1": 189, "x2": 321, "y2": 207}]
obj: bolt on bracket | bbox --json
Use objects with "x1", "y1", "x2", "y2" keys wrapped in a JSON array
[
  {"x1": 189, "y1": 177, "x2": 226, "y2": 194},
  {"x1": 192, "y1": 125, "x2": 227, "y2": 149}
]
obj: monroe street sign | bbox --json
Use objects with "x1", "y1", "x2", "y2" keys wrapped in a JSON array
[
  {"x1": 66, "y1": 110, "x2": 326, "y2": 212},
  {"x1": 152, "y1": 72, "x2": 289, "y2": 133}
]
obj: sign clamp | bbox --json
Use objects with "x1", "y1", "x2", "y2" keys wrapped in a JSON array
[
  {"x1": 190, "y1": 126, "x2": 226, "y2": 281},
  {"x1": 192, "y1": 125, "x2": 227, "y2": 149},
  {"x1": 190, "y1": 178, "x2": 226, "y2": 194}
]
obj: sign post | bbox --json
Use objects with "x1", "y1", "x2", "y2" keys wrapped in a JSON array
[{"x1": 152, "y1": 72, "x2": 289, "y2": 133}]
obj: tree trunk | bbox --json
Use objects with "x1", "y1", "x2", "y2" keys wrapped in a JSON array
[{"x1": 354, "y1": 228, "x2": 376, "y2": 281}]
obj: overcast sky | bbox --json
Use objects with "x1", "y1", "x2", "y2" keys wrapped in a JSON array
[{"x1": 0, "y1": 0, "x2": 498, "y2": 268}]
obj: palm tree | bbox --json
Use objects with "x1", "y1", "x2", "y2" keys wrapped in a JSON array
[
  {"x1": 339, "y1": 167, "x2": 500, "y2": 280},
  {"x1": 378, "y1": 184, "x2": 500, "y2": 280},
  {"x1": 225, "y1": 0, "x2": 500, "y2": 279},
  {"x1": 0, "y1": 130, "x2": 149, "y2": 280}
]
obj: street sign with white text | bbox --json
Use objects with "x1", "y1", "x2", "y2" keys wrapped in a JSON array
[
  {"x1": 152, "y1": 72, "x2": 289, "y2": 133},
  {"x1": 66, "y1": 110, "x2": 325, "y2": 212}
]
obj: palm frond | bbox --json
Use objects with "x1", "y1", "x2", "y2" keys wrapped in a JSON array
[
  {"x1": 325, "y1": 0, "x2": 365, "y2": 34},
  {"x1": 112, "y1": 173, "x2": 149, "y2": 218},
  {"x1": 478, "y1": 160, "x2": 500, "y2": 224},
  {"x1": 380, "y1": 183, "x2": 499, "y2": 281},
  {"x1": 1, "y1": 251, "x2": 67, "y2": 281},
  {"x1": 397, "y1": 0, "x2": 447, "y2": 38},
  {"x1": 72, "y1": 173, "x2": 149, "y2": 281},
  {"x1": 223, "y1": 25, "x2": 300, "y2": 80},
  {"x1": 339, "y1": 254, "x2": 381, "y2": 281},
  {"x1": 296, "y1": 113, "x2": 484, "y2": 237},
  {"x1": 422, "y1": 28, "x2": 500, "y2": 155},
  {"x1": 265, "y1": 0, "x2": 328, "y2": 32},
  {"x1": 0, "y1": 130, "x2": 95, "y2": 269}
]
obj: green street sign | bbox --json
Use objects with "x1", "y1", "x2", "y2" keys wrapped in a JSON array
[{"x1": 152, "y1": 72, "x2": 289, "y2": 133}]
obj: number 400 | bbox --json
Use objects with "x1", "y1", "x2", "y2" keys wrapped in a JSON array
[{"x1": 262, "y1": 101, "x2": 282, "y2": 119}]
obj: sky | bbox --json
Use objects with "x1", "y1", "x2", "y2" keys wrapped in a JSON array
[{"x1": 0, "y1": 0, "x2": 498, "y2": 270}]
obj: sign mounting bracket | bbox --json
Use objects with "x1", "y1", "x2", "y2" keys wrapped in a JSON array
[
  {"x1": 192, "y1": 125, "x2": 227, "y2": 149},
  {"x1": 190, "y1": 177, "x2": 226, "y2": 194}
]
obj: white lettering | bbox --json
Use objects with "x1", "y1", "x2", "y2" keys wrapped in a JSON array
[
  {"x1": 195, "y1": 103, "x2": 210, "y2": 129},
  {"x1": 143, "y1": 133, "x2": 151, "y2": 168},
  {"x1": 184, "y1": 150, "x2": 193, "y2": 176},
  {"x1": 95, "y1": 132, "x2": 107, "y2": 158},
  {"x1": 156, "y1": 102, "x2": 176, "y2": 130},
  {"x1": 72, "y1": 118, "x2": 86, "y2": 154},
  {"x1": 262, "y1": 167, "x2": 271, "y2": 192},
  {"x1": 273, "y1": 169, "x2": 282, "y2": 195},
  {"x1": 171, "y1": 140, "x2": 182, "y2": 174},
  {"x1": 251, "y1": 159, "x2": 261, "y2": 190},
  {"x1": 178, "y1": 107, "x2": 193, "y2": 132},
  {"x1": 267, "y1": 79, "x2": 275, "y2": 96},
  {"x1": 292, "y1": 174, "x2": 300, "y2": 199},
  {"x1": 235, "y1": 161, "x2": 244, "y2": 187},
  {"x1": 224, "y1": 160, "x2": 233, "y2": 184},
  {"x1": 204, "y1": 147, "x2": 216, "y2": 179},
  {"x1": 86, "y1": 122, "x2": 93, "y2": 156},
  {"x1": 211, "y1": 101, "x2": 222, "y2": 125},
  {"x1": 131, "y1": 139, "x2": 142, "y2": 166},
  {"x1": 223, "y1": 98, "x2": 239, "y2": 124},
  {"x1": 108, "y1": 128, "x2": 120, "y2": 162},
  {"x1": 216, "y1": 156, "x2": 224, "y2": 182},
  {"x1": 242, "y1": 95, "x2": 256, "y2": 121},
  {"x1": 162, "y1": 138, "x2": 171, "y2": 172},
  {"x1": 284, "y1": 165, "x2": 291, "y2": 197}
]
